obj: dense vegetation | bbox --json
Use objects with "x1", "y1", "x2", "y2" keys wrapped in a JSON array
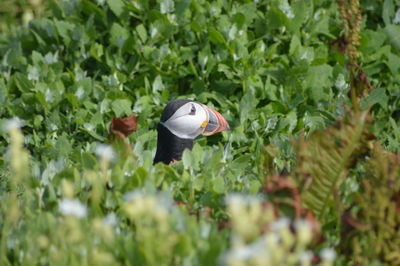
[{"x1": 1, "y1": 0, "x2": 400, "y2": 265}]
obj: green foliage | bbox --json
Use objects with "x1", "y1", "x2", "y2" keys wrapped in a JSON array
[
  {"x1": 297, "y1": 111, "x2": 371, "y2": 222},
  {"x1": 0, "y1": 0, "x2": 50, "y2": 33},
  {"x1": 0, "y1": 0, "x2": 400, "y2": 265},
  {"x1": 339, "y1": 146, "x2": 400, "y2": 265}
]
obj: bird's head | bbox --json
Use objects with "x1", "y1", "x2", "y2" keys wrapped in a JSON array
[{"x1": 159, "y1": 99, "x2": 229, "y2": 139}]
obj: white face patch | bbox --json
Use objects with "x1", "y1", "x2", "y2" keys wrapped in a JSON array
[{"x1": 161, "y1": 102, "x2": 207, "y2": 139}]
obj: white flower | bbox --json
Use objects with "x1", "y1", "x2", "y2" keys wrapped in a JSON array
[
  {"x1": 160, "y1": 0, "x2": 174, "y2": 14},
  {"x1": 59, "y1": 198, "x2": 87, "y2": 218},
  {"x1": 295, "y1": 219, "x2": 312, "y2": 244},
  {"x1": 200, "y1": 223, "x2": 211, "y2": 239},
  {"x1": 226, "y1": 193, "x2": 262, "y2": 205},
  {"x1": 74, "y1": 68, "x2": 87, "y2": 81},
  {"x1": 299, "y1": 250, "x2": 313, "y2": 263},
  {"x1": 28, "y1": 66, "x2": 39, "y2": 81},
  {"x1": 84, "y1": 123, "x2": 94, "y2": 131},
  {"x1": 45, "y1": 89, "x2": 54, "y2": 103},
  {"x1": 228, "y1": 25, "x2": 237, "y2": 41},
  {"x1": 150, "y1": 26, "x2": 158, "y2": 38},
  {"x1": 107, "y1": 74, "x2": 119, "y2": 86},
  {"x1": 258, "y1": 41, "x2": 265, "y2": 52},
  {"x1": 335, "y1": 74, "x2": 348, "y2": 91},
  {"x1": 7, "y1": 237, "x2": 16, "y2": 249},
  {"x1": 314, "y1": 10, "x2": 321, "y2": 20},
  {"x1": 44, "y1": 52, "x2": 58, "y2": 64},
  {"x1": 237, "y1": 238, "x2": 265, "y2": 260},
  {"x1": 95, "y1": 143, "x2": 115, "y2": 161},
  {"x1": 270, "y1": 217, "x2": 290, "y2": 232},
  {"x1": 103, "y1": 213, "x2": 118, "y2": 226},
  {"x1": 320, "y1": 248, "x2": 336, "y2": 261},
  {"x1": 3, "y1": 117, "x2": 22, "y2": 132},
  {"x1": 49, "y1": 123, "x2": 58, "y2": 131},
  {"x1": 123, "y1": 190, "x2": 144, "y2": 202}
]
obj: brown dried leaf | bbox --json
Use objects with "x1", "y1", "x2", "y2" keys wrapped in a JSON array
[
  {"x1": 109, "y1": 114, "x2": 137, "y2": 137},
  {"x1": 341, "y1": 209, "x2": 369, "y2": 231},
  {"x1": 264, "y1": 176, "x2": 302, "y2": 218}
]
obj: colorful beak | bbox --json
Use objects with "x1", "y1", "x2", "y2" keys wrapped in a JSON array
[{"x1": 201, "y1": 105, "x2": 230, "y2": 136}]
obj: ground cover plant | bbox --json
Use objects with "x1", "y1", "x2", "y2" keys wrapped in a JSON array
[{"x1": 1, "y1": 0, "x2": 400, "y2": 265}]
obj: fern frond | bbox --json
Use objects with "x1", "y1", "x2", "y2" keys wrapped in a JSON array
[
  {"x1": 297, "y1": 111, "x2": 370, "y2": 221},
  {"x1": 343, "y1": 144, "x2": 400, "y2": 265}
]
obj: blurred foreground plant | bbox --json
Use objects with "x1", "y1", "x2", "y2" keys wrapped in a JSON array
[
  {"x1": 224, "y1": 194, "x2": 334, "y2": 266},
  {"x1": 297, "y1": 111, "x2": 372, "y2": 223},
  {"x1": 1, "y1": 119, "x2": 30, "y2": 265},
  {"x1": 339, "y1": 145, "x2": 400, "y2": 265}
]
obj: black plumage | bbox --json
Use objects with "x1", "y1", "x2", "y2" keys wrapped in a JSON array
[
  {"x1": 153, "y1": 122, "x2": 193, "y2": 164},
  {"x1": 160, "y1": 99, "x2": 193, "y2": 122}
]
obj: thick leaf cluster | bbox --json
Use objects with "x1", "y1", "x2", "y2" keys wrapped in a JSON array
[{"x1": 0, "y1": 0, "x2": 400, "y2": 265}]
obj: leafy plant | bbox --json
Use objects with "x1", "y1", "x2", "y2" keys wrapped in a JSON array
[
  {"x1": 1, "y1": 0, "x2": 400, "y2": 264},
  {"x1": 296, "y1": 111, "x2": 372, "y2": 222},
  {"x1": 340, "y1": 145, "x2": 400, "y2": 265}
]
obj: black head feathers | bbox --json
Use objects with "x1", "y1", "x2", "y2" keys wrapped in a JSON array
[{"x1": 160, "y1": 99, "x2": 194, "y2": 123}]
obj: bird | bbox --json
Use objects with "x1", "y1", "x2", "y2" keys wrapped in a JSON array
[{"x1": 153, "y1": 99, "x2": 230, "y2": 165}]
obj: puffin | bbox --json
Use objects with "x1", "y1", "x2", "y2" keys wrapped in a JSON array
[{"x1": 153, "y1": 99, "x2": 230, "y2": 165}]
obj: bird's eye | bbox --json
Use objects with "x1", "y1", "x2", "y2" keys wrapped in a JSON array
[{"x1": 189, "y1": 105, "x2": 196, "y2": 115}]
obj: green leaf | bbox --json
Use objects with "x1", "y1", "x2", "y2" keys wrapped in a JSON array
[
  {"x1": 80, "y1": 0, "x2": 107, "y2": 24},
  {"x1": 240, "y1": 90, "x2": 258, "y2": 123},
  {"x1": 305, "y1": 64, "x2": 333, "y2": 101},
  {"x1": 82, "y1": 152, "x2": 97, "y2": 169},
  {"x1": 386, "y1": 52, "x2": 400, "y2": 75},
  {"x1": 13, "y1": 73, "x2": 34, "y2": 92},
  {"x1": 248, "y1": 180, "x2": 261, "y2": 194},
  {"x1": 208, "y1": 27, "x2": 226, "y2": 44},
  {"x1": 229, "y1": 155, "x2": 251, "y2": 172},
  {"x1": 152, "y1": 75, "x2": 164, "y2": 92},
  {"x1": 286, "y1": 111, "x2": 298, "y2": 133},
  {"x1": 182, "y1": 149, "x2": 194, "y2": 170},
  {"x1": 360, "y1": 29, "x2": 387, "y2": 53},
  {"x1": 56, "y1": 135, "x2": 72, "y2": 157},
  {"x1": 360, "y1": 87, "x2": 388, "y2": 109},
  {"x1": 289, "y1": 35, "x2": 301, "y2": 56},
  {"x1": 54, "y1": 20, "x2": 74, "y2": 45},
  {"x1": 267, "y1": 8, "x2": 289, "y2": 29},
  {"x1": 136, "y1": 24, "x2": 147, "y2": 43},
  {"x1": 193, "y1": 175, "x2": 204, "y2": 191},
  {"x1": 107, "y1": 0, "x2": 125, "y2": 17},
  {"x1": 385, "y1": 24, "x2": 400, "y2": 52},
  {"x1": 304, "y1": 112, "x2": 325, "y2": 134},
  {"x1": 238, "y1": 3, "x2": 257, "y2": 25},
  {"x1": 110, "y1": 23, "x2": 130, "y2": 47},
  {"x1": 213, "y1": 176, "x2": 225, "y2": 194},
  {"x1": 90, "y1": 43, "x2": 104, "y2": 61},
  {"x1": 112, "y1": 99, "x2": 132, "y2": 116},
  {"x1": 291, "y1": 0, "x2": 311, "y2": 31},
  {"x1": 160, "y1": 0, "x2": 174, "y2": 14},
  {"x1": 382, "y1": 0, "x2": 395, "y2": 25}
]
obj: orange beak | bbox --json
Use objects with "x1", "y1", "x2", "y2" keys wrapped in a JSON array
[{"x1": 201, "y1": 106, "x2": 230, "y2": 136}]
